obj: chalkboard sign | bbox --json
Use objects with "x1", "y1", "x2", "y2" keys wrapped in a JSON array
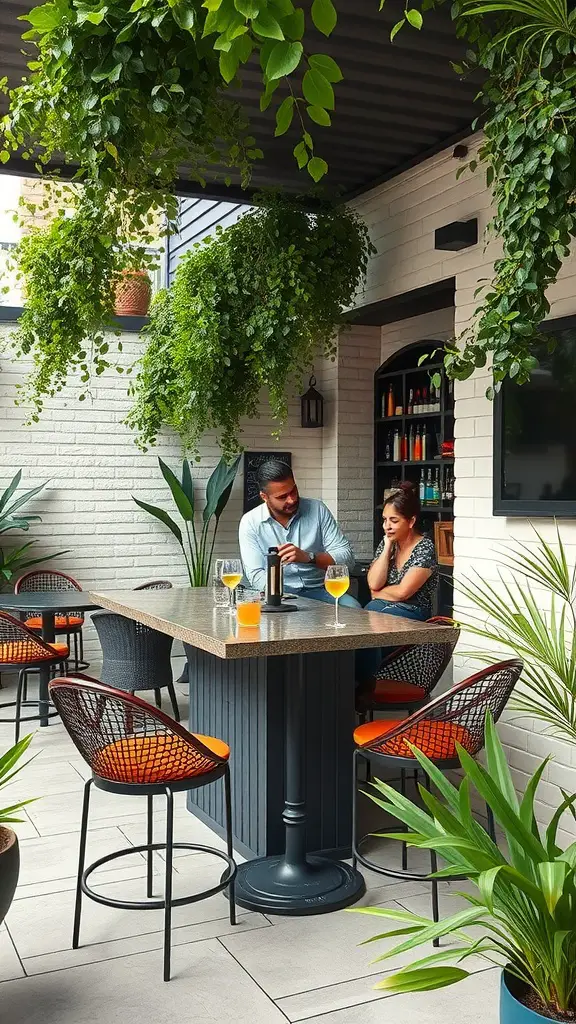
[{"x1": 243, "y1": 451, "x2": 292, "y2": 513}]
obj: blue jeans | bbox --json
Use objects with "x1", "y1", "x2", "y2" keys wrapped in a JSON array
[
  {"x1": 355, "y1": 600, "x2": 427, "y2": 685},
  {"x1": 285, "y1": 585, "x2": 362, "y2": 609}
]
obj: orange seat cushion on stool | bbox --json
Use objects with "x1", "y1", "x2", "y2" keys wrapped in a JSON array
[
  {"x1": 354, "y1": 717, "x2": 472, "y2": 760},
  {"x1": 369, "y1": 680, "x2": 427, "y2": 704},
  {"x1": 92, "y1": 732, "x2": 230, "y2": 785},
  {"x1": 0, "y1": 640, "x2": 69, "y2": 664},
  {"x1": 25, "y1": 615, "x2": 84, "y2": 630}
]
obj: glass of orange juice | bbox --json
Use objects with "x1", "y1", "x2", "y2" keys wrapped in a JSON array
[
  {"x1": 324, "y1": 564, "x2": 349, "y2": 628},
  {"x1": 220, "y1": 558, "x2": 243, "y2": 610},
  {"x1": 236, "y1": 589, "x2": 262, "y2": 627}
]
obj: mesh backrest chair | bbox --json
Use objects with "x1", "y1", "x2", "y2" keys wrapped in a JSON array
[
  {"x1": 49, "y1": 675, "x2": 236, "y2": 981},
  {"x1": 15, "y1": 569, "x2": 87, "y2": 671},
  {"x1": 352, "y1": 658, "x2": 523, "y2": 944},
  {"x1": 91, "y1": 610, "x2": 180, "y2": 721},
  {"x1": 133, "y1": 581, "x2": 173, "y2": 591},
  {"x1": 356, "y1": 617, "x2": 460, "y2": 719},
  {"x1": 0, "y1": 611, "x2": 68, "y2": 742}
]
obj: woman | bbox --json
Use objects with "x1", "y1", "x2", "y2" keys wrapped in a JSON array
[{"x1": 356, "y1": 482, "x2": 438, "y2": 684}]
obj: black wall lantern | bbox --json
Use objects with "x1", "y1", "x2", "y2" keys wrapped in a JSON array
[{"x1": 300, "y1": 375, "x2": 324, "y2": 428}]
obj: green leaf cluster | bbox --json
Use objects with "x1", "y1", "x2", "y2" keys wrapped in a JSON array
[
  {"x1": 0, "y1": 734, "x2": 37, "y2": 824},
  {"x1": 126, "y1": 194, "x2": 374, "y2": 457},
  {"x1": 353, "y1": 714, "x2": 576, "y2": 1018},
  {"x1": 455, "y1": 523, "x2": 576, "y2": 745},
  {"x1": 133, "y1": 455, "x2": 240, "y2": 585},
  {"x1": 388, "y1": 0, "x2": 576, "y2": 392},
  {"x1": 0, "y1": 470, "x2": 68, "y2": 587}
]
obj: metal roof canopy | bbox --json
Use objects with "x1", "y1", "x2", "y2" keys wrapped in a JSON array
[{"x1": 0, "y1": 0, "x2": 478, "y2": 202}]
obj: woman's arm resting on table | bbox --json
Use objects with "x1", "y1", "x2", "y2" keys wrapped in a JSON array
[{"x1": 370, "y1": 566, "x2": 432, "y2": 603}]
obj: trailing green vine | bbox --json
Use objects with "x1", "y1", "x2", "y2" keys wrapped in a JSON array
[
  {"x1": 126, "y1": 195, "x2": 374, "y2": 458},
  {"x1": 395, "y1": 0, "x2": 576, "y2": 394}
]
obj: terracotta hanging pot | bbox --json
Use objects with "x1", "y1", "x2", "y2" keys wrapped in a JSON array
[
  {"x1": 114, "y1": 269, "x2": 152, "y2": 317},
  {"x1": 0, "y1": 827, "x2": 19, "y2": 927}
]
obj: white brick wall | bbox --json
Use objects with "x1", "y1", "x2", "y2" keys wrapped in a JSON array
[
  {"x1": 0, "y1": 327, "x2": 330, "y2": 664},
  {"x1": 351, "y1": 136, "x2": 576, "y2": 840}
]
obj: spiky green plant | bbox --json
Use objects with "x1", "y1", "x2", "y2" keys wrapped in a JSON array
[
  {"x1": 454, "y1": 525, "x2": 576, "y2": 744},
  {"x1": 351, "y1": 715, "x2": 576, "y2": 1018}
]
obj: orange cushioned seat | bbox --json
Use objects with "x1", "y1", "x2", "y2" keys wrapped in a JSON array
[
  {"x1": 92, "y1": 732, "x2": 230, "y2": 785},
  {"x1": 369, "y1": 680, "x2": 427, "y2": 704},
  {"x1": 25, "y1": 615, "x2": 84, "y2": 630},
  {"x1": 353, "y1": 717, "x2": 472, "y2": 760},
  {"x1": 0, "y1": 641, "x2": 69, "y2": 664}
]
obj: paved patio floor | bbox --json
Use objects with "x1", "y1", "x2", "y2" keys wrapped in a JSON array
[{"x1": 0, "y1": 672, "x2": 499, "y2": 1023}]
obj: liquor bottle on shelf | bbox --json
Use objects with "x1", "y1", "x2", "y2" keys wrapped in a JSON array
[
  {"x1": 384, "y1": 476, "x2": 401, "y2": 502},
  {"x1": 384, "y1": 431, "x2": 392, "y2": 461},
  {"x1": 409, "y1": 425, "x2": 415, "y2": 461},
  {"x1": 395, "y1": 400, "x2": 403, "y2": 416},
  {"x1": 401, "y1": 431, "x2": 408, "y2": 461},
  {"x1": 381, "y1": 392, "x2": 387, "y2": 418},
  {"x1": 393, "y1": 428, "x2": 401, "y2": 461},
  {"x1": 432, "y1": 470, "x2": 440, "y2": 506},
  {"x1": 424, "y1": 468, "x2": 431, "y2": 503},
  {"x1": 422, "y1": 386, "x2": 428, "y2": 413},
  {"x1": 414, "y1": 388, "x2": 421, "y2": 414},
  {"x1": 414, "y1": 425, "x2": 422, "y2": 461},
  {"x1": 421, "y1": 425, "x2": 427, "y2": 461},
  {"x1": 435, "y1": 382, "x2": 441, "y2": 412},
  {"x1": 446, "y1": 471, "x2": 454, "y2": 502},
  {"x1": 386, "y1": 383, "x2": 395, "y2": 418},
  {"x1": 419, "y1": 471, "x2": 425, "y2": 504},
  {"x1": 407, "y1": 388, "x2": 414, "y2": 415}
]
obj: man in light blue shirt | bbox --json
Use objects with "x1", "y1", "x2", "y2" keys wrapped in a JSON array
[{"x1": 238, "y1": 459, "x2": 361, "y2": 608}]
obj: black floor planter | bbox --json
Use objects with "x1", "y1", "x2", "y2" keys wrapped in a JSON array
[{"x1": 0, "y1": 827, "x2": 19, "y2": 926}]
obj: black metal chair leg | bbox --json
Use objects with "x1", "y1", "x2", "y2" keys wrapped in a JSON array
[
  {"x1": 147, "y1": 794, "x2": 154, "y2": 898},
  {"x1": 154, "y1": 690, "x2": 162, "y2": 709},
  {"x1": 224, "y1": 767, "x2": 236, "y2": 925},
  {"x1": 486, "y1": 803, "x2": 497, "y2": 843},
  {"x1": 14, "y1": 671, "x2": 25, "y2": 745},
  {"x1": 166, "y1": 682, "x2": 180, "y2": 722},
  {"x1": 73, "y1": 779, "x2": 93, "y2": 949},
  {"x1": 22, "y1": 670, "x2": 28, "y2": 703},
  {"x1": 163, "y1": 787, "x2": 174, "y2": 982},
  {"x1": 424, "y1": 774, "x2": 440, "y2": 947},
  {"x1": 351, "y1": 749, "x2": 359, "y2": 871},
  {"x1": 400, "y1": 768, "x2": 408, "y2": 870},
  {"x1": 73, "y1": 632, "x2": 79, "y2": 672}
]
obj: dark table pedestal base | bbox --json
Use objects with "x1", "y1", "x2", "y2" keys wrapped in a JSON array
[{"x1": 232, "y1": 854, "x2": 365, "y2": 915}]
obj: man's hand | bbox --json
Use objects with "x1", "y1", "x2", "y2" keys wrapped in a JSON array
[{"x1": 277, "y1": 543, "x2": 311, "y2": 565}]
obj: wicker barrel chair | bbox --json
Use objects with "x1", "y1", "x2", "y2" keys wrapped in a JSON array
[
  {"x1": 15, "y1": 569, "x2": 87, "y2": 671},
  {"x1": 48, "y1": 675, "x2": 236, "y2": 981},
  {"x1": 92, "y1": 610, "x2": 180, "y2": 721},
  {"x1": 356, "y1": 616, "x2": 460, "y2": 720},
  {"x1": 0, "y1": 611, "x2": 68, "y2": 742},
  {"x1": 352, "y1": 658, "x2": 523, "y2": 938}
]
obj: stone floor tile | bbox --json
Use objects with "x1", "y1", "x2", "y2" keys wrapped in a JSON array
[
  {"x1": 0, "y1": 926, "x2": 24, "y2": 983},
  {"x1": 0, "y1": 937, "x2": 286, "y2": 1023}
]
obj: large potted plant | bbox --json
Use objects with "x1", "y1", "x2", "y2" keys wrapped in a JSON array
[
  {"x1": 133, "y1": 455, "x2": 241, "y2": 586},
  {"x1": 0, "y1": 734, "x2": 35, "y2": 926},
  {"x1": 352, "y1": 715, "x2": 576, "y2": 1022}
]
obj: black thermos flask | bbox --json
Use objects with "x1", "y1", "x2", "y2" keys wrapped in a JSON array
[{"x1": 265, "y1": 546, "x2": 282, "y2": 607}]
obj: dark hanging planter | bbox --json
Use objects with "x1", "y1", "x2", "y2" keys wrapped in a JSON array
[{"x1": 301, "y1": 376, "x2": 324, "y2": 428}]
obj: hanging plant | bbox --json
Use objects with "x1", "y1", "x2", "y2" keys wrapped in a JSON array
[
  {"x1": 394, "y1": 0, "x2": 576, "y2": 394},
  {"x1": 126, "y1": 195, "x2": 374, "y2": 458}
]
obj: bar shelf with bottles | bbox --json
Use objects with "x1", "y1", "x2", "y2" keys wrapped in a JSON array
[{"x1": 374, "y1": 347, "x2": 454, "y2": 549}]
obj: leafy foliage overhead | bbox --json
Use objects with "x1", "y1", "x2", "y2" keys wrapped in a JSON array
[{"x1": 126, "y1": 195, "x2": 374, "y2": 458}]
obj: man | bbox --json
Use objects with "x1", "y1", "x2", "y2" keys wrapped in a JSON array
[{"x1": 238, "y1": 459, "x2": 361, "y2": 608}]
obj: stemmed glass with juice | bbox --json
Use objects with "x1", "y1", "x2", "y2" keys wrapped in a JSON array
[
  {"x1": 220, "y1": 559, "x2": 243, "y2": 610},
  {"x1": 324, "y1": 564, "x2": 350, "y2": 628}
]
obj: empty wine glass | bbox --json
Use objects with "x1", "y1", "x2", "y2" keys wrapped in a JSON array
[{"x1": 324, "y1": 564, "x2": 350, "y2": 628}]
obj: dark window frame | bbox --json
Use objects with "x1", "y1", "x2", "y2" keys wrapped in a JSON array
[{"x1": 493, "y1": 314, "x2": 576, "y2": 517}]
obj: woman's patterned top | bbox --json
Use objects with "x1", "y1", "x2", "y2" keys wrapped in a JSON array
[{"x1": 372, "y1": 534, "x2": 438, "y2": 612}]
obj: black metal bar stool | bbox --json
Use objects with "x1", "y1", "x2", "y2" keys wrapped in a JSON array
[
  {"x1": 49, "y1": 675, "x2": 237, "y2": 981},
  {"x1": 0, "y1": 611, "x2": 67, "y2": 742},
  {"x1": 352, "y1": 659, "x2": 523, "y2": 942}
]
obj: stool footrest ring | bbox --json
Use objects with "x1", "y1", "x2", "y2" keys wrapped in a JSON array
[
  {"x1": 353, "y1": 833, "x2": 466, "y2": 884},
  {"x1": 81, "y1": 842, "x2": 237, "y2": 911},
  {"x1": 0, "y1": 700, "x2": 59, "y2": 725}
]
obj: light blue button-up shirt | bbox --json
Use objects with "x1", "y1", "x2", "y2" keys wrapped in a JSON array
[{"x1": 238, "y1": 497, "x2": 355, "y2": 592}]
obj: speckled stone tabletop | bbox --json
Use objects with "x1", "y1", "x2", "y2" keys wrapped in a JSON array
[{"x1": 89, "y1": 588, "x2": 458, "y2": 660}]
